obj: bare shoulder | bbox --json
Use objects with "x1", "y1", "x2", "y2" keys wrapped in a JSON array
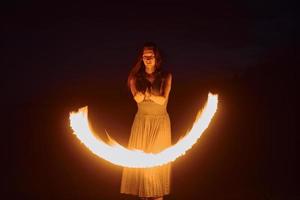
[
  {"x1": 167, "y1": 72, "x2": 172, "y2": 80},
  {"x1": 162, "y1": 70, "x2": 172, "y2": 80},
  {"x1": 164, "y1": 71, "x2": 172, "y2": 83},
  {"x1": 129, "y1": 76, "x2": 137, "y2": 84}
]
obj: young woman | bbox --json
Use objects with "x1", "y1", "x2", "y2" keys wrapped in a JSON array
[{"x1": 120, "y1": 42, "x2": 172, "y2": 200}]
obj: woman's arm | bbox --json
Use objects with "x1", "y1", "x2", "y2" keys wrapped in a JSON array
[
  {"x1": 149, "y1": 73, "x2": 172, "y2": 105},
  {"x1": 129, "y1": 78, "x2": 145, "y2": 103}
]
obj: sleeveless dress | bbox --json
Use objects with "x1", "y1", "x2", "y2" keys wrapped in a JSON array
[{"x1": 120, "y1": 71, "x2": 172, "y2": 197}]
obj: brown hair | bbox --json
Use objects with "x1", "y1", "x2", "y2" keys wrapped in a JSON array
[{"x1": 127, "y1": 42, "x2": 162, "y2": 89}]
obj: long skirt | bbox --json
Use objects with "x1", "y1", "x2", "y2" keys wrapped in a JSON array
[{"x1": 120, "y1": 103, "x2": 172, "y2": 197}]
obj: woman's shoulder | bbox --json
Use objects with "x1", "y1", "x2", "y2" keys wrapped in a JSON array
[{"x1": 160, "y1": 70, "x2": 172, "y2": 79}]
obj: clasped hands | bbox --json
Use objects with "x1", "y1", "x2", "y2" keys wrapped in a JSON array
[{"x1": 135, "y1": 88, "x2": 152, "y2": 101}]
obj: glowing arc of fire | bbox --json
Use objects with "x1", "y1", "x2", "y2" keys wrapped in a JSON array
[{"x1": 69, "y1": 93, "x2": 218, "y2": 168}]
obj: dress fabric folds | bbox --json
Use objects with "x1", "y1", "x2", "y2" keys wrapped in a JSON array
[{"x1": 120, "y1": 98, "x2": 172, "y2": 197}]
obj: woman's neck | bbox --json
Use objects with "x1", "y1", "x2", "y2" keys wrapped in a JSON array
[{"x1": 145, "y1": 67, "x2": 155, "y2": 75}]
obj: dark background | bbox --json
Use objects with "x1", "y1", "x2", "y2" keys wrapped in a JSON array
[{"x1": 3, "y1": 1, "x2": 298, "y2": 199}]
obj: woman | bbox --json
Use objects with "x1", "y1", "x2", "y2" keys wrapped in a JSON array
[{"x1": 120, "y1": 42, "x2": 172, "y2": 200}]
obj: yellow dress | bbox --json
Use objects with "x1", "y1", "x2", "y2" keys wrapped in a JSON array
[{"x1": 120, "y1": 90, "x2": 172, "y2": 197}]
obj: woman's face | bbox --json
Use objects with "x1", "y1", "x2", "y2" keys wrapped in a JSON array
[{"x1": 142, "y1": 49, "x2": 156, "y2": 72}]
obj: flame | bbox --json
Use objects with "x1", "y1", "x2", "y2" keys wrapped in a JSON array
[{"x1": 69, "y1": 93, "x2": 218, "y2": 168}]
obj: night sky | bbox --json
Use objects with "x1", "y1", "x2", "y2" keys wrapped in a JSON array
[{"x1": 3, "y1": 1, "x2": 297, "y2": 199}]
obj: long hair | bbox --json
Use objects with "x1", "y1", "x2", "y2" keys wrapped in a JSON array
[{"x1": 127, "y1": 42, "x2": 162, "y2": 89}]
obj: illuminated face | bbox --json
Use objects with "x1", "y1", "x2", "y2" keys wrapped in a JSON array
[{"x1": 142, "y1": 49, "x2": 156, "y2": 73}]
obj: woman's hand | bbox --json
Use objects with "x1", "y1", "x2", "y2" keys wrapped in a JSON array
[{"x1": 134, "y1": 92, "x2": 145, "y2": 103}]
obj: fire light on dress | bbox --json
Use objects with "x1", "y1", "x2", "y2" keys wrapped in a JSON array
[{"x1": 69, "y1": 93, "x2": 218, "y2": 168}]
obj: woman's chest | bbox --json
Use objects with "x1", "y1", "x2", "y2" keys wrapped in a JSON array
[{"x1": 137, "y1": 75, "x2": 165, "y2": 94}]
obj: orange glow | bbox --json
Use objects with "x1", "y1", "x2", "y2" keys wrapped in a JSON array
[{"x1": 69, "y1": 93, "x2": 218, "y2": 168}]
